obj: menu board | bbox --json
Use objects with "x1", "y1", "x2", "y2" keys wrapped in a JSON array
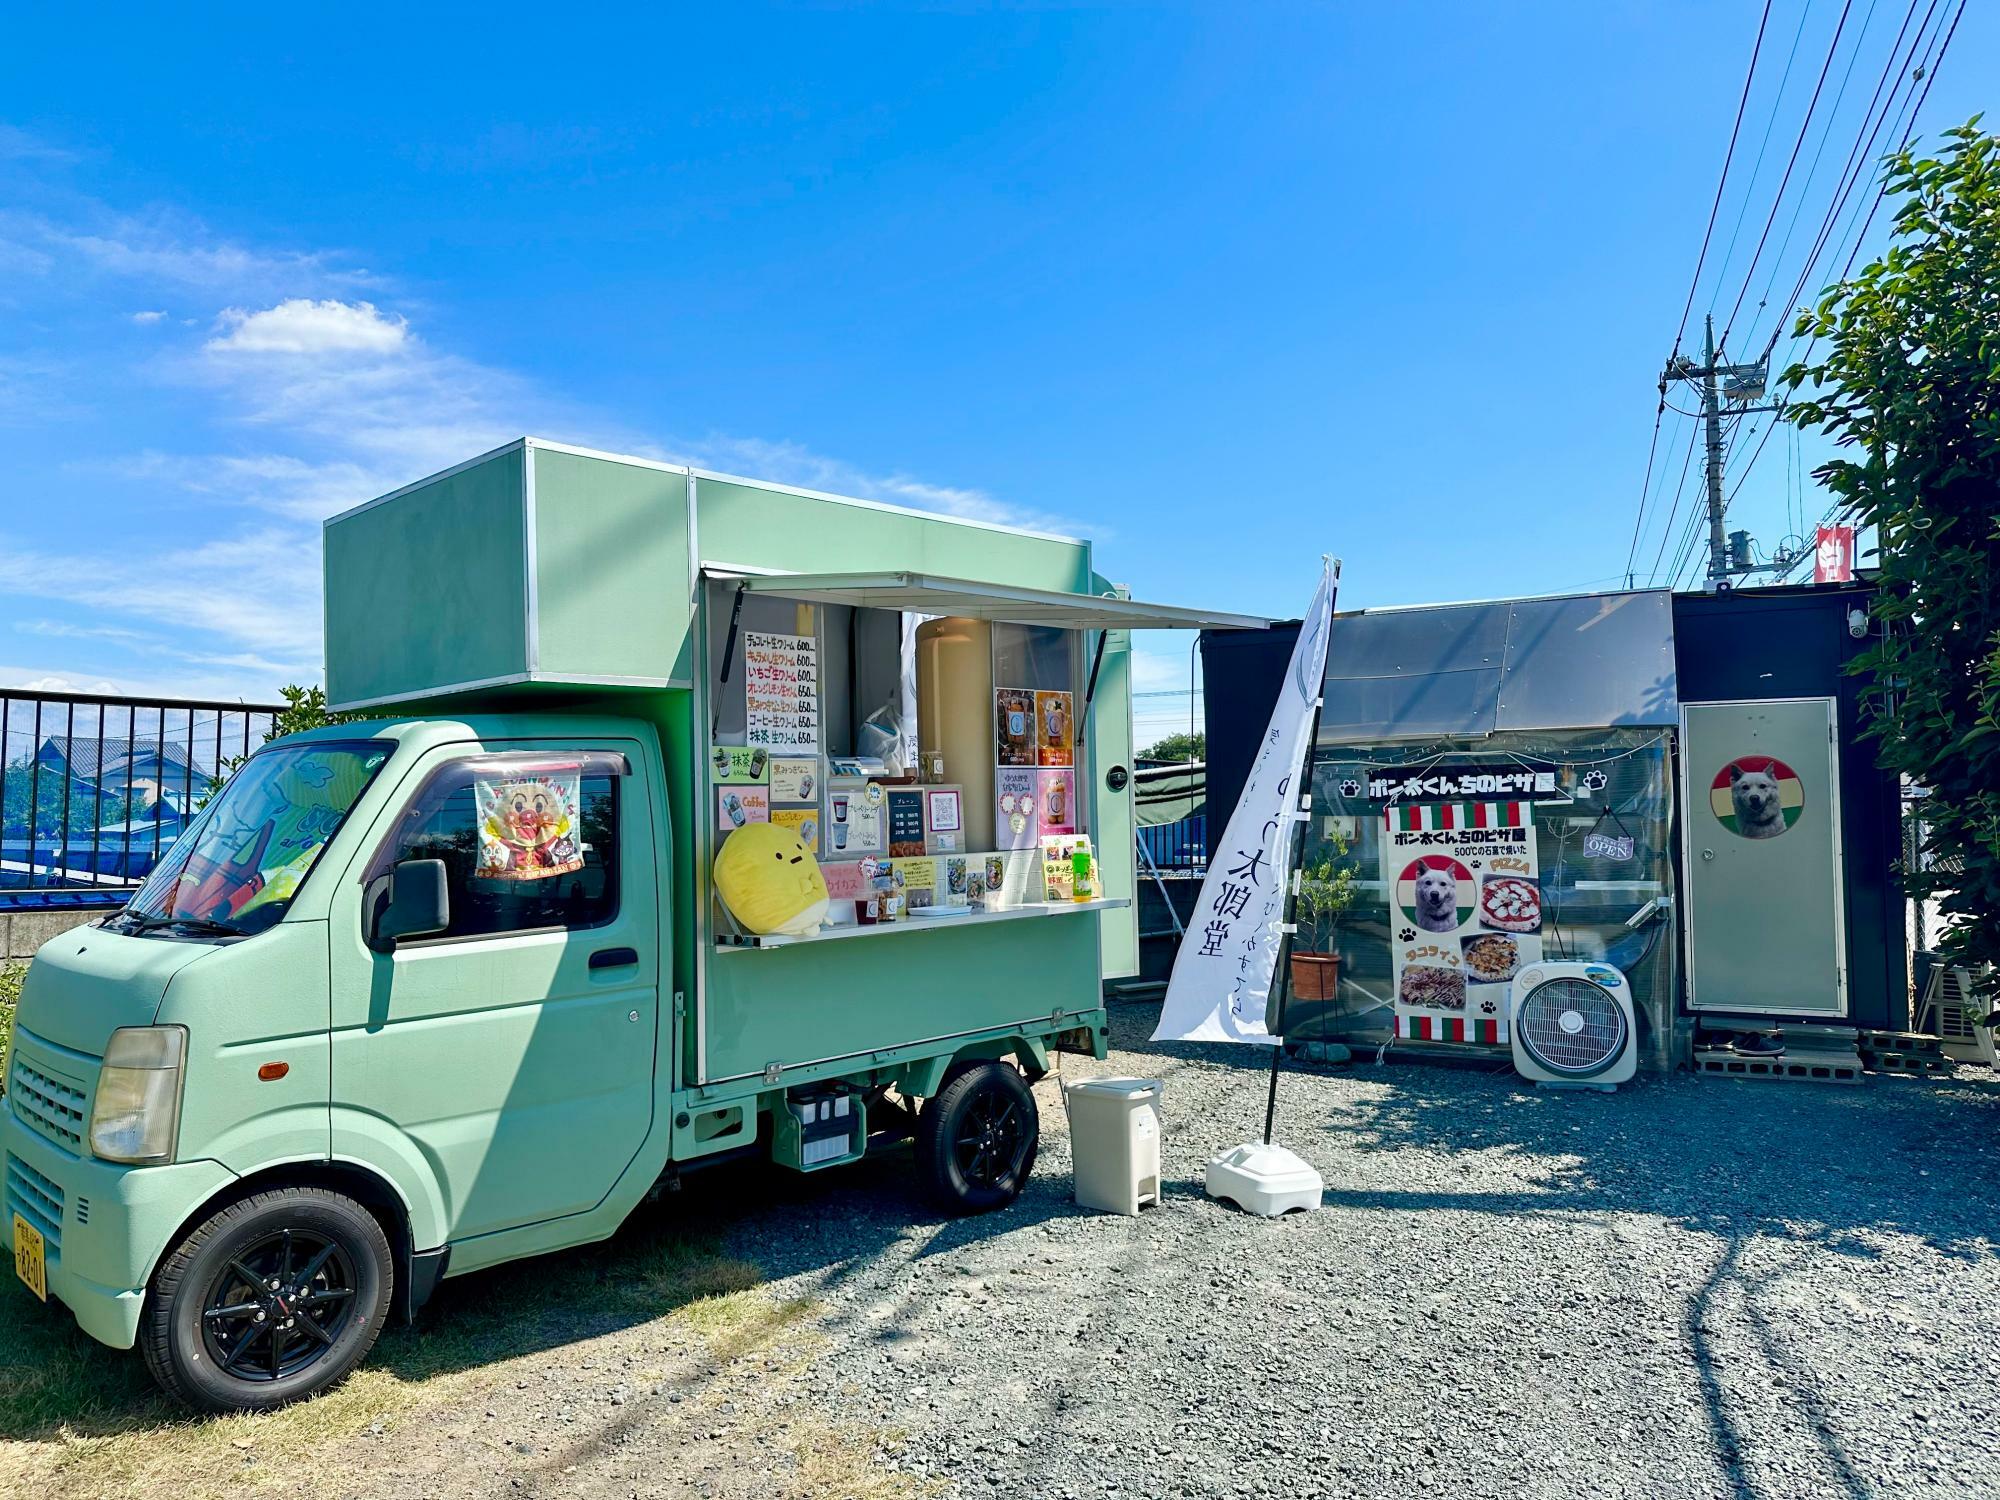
[
  {"x1": 995, "y1": 690, "x2": 1037, "y2": 767},
  {"x1": 744, "y1": 631, "x2": 820, "y2": 755},
  {"x1": 821, "y1": 860, "x2": 869, "y2": 901},
  {"x1": 1380, "y1": 801, "x2": 1541, "y2": 1045},
  {"x1": 1036, "y1": 691, "x2": 1074, "y2": 767},
  {"x1": 716, "y1": 784, "x2": 769, "y2": 830},
  {"x1": 894, "y1": 856, "x2": 939, "y2": 908},
  {"x1": 995, "y1": 767, "x2": 1037, "y2": 850},
  {"x1": 769, "y1": 757, "x2": 817, "y2": 804},
  {"x1": 829, "y1": 786, "x2": 883, "y2": 857},
  {"x1": 886, "y1": 787, "x2": 927, "y2": 858},
  {"x1": 1036, "y1": 768, "x2": 1076, "y2": 835},
  {"x1": 771, "y1": 807, "x2": 819, "y2": 854},
  {"x1": 710, "y1": 747, "x2": 768, "y2": 784}
]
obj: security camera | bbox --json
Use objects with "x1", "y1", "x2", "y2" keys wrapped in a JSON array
[{"x1": 1848, "y1": 607, "x2": 1868, "y2": 639}]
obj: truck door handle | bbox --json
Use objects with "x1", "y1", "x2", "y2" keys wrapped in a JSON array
[{"x1": 589, "y1": 947, "x2": 640, "y2": 971}]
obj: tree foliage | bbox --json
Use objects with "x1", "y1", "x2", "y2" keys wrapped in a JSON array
[
  {"x1": 1783, "y1": 120, "x2": 2000, "y2": 988},
  {"x1": 1137, "y1": 731, "x2": 1204, "y2": 763}
]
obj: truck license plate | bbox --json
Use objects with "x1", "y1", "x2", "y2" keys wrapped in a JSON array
[{"x1": 12, "y1": 1214, "x2": 45, "y2": 1302}]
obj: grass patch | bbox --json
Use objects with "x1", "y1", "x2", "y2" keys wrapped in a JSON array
[
  {"x1": 0, "y1": 1198, "x2": 778, "y2": 1500},
  {"x1": 0, "y1": 963, "x2": 22, "y2": 1062}
]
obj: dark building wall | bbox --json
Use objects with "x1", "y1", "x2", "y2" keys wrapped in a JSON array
[
  {"x1": 1201, "y1": 622, "x2": 1300, "y2": 847},
  {"x1": 1672, "y1": 583, "x2": 1907, "y2": 1030}
]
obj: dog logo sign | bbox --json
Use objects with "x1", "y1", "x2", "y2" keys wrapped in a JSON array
[
  {"x1": 1710, "y1": 757, "x2": 1803, "y2": 840},
  {"x1": 1395, "y1": 855, "x2": 1475, "y2": 933}
]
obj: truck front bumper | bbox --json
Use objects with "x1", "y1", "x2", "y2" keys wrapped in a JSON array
[{"x1": 2, "y1": 1106, "x2": 236, "y2": 1350}]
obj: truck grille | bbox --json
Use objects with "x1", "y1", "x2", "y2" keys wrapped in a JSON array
[
  {"x1": 9, "y1": 1057, "x2": 87, "y2": 1154},
  {"x1": 5, "y1": 1153, "x2": 63, "y2": 1251}
]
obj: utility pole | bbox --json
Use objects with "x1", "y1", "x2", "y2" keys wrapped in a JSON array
[{"x1": 1662, "y1": 315, "x2": 1790, "y2": 588}]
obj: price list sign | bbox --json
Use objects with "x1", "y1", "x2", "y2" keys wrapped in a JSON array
[{"x1": 743, "y1": 631, "x2": 820, "y2": 755}]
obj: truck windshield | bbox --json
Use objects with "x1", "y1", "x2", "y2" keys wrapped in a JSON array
[{"x1": 110, "y1": 740, "x2": 392, "y2": 937}]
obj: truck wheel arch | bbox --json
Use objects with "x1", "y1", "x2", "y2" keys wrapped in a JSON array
[
  {"x1": 898, "y1": 1034, "x2": 1050, "y2": 1100},
  {"x1": 149, "y1": 1159, "x2": 438, "y2": 1327}
]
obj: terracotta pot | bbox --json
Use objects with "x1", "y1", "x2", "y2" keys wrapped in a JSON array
[{"x1": 1289, "y1": 950, "x2": 1340, "y2": 1003}]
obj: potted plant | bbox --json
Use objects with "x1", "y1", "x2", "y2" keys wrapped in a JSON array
[{"x1": 1290, "y1": 835, "x2": 1356, "y2": 1003}]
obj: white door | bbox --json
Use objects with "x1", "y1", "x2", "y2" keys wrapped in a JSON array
[{"x1": 1680, "y1": 698, "x2": 1846, "y2": 1016}]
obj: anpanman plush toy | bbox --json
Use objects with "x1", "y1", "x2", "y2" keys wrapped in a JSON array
[{"x1": 713, "y1": 821, "x2": 830, "y2": 936}]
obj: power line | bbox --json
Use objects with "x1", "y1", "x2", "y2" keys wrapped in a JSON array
[
  {"x1": 1719, "y1": 0, "x2": 1860, "y2": 350},
  {"x1": 1622, "y1": 402, "x2": 1668, "y2": 588},
  {"x1": 1768, "y1": 0, "x2": 1967, "y2": 581},
  {"x1": 1689, "y1": 0, "x2": 1942, "y2": 557},
  {"x1": 1707, "y1": 0, "x2": 1817, "y2": 317},
  {"x1": 1734, "y1": 0, "x2": 1886, "y2": 358},
  {"x1": 1645, "y1": 419, "x2": 1705, "y2": 586},
  {"x1": 1768, "y1": 0, "x2": 1933, "y2": 339},
  {"x1": 1671, "y1": 0, "x2": 1775, "y2": 360},
  {"x1": 1836, "y1": 0, "x2": 1965, "y2": 281}
]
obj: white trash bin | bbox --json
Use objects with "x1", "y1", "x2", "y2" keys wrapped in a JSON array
[{"x1": 1064, "y1": 1076, "x2": 1163, "y2": 1215}]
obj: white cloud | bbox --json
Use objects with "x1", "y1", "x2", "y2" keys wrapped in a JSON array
[
  {"x1": 0, "y1": 207, "x2": 372, "y2": 297},
  {"x1": 207, "y1": 298, "x2": 408, "y2": 356},
  {"x1": 675, "y1": 434, "x2": 1094, "y2": 538},
  {"x1": 0, "y1": 125, "x2": 78, "y2": 164},
  {"x1": 0, "y1": 530, "x2": 324, "y2": 675},
  {"x1": 8, "y1": 178, "x2": 1083, "y2": 700},
  {"x1": 0, "y1": 667, "x2": 124, "y2": 695}
]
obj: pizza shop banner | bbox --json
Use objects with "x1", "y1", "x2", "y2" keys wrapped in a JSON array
[
  {"x1": 1352, "y1": 759, "x2": 1589, "y2": 806},
  {"x1": 1382, "y1": 801, "x2": 1541, "y2": 1043}
]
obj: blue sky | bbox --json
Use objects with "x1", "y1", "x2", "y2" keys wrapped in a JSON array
[{"x1": 1, "y1": 3, "x2": 1989, "y2": 744}]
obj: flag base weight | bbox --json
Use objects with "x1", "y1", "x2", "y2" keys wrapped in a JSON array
[{"x1": 1204, "y1": 1142, "x2": 1324, "y2": 1217}]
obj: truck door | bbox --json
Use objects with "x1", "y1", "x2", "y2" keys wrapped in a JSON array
[{"x1": 328, "y1": 740, "x2": 659, "y2": 1244}]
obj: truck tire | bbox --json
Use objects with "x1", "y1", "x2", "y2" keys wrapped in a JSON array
[
  {"x1": 141, "y1": 1186, "x2": 394, "y2": 1412},
  {"x1": 915, "y1": 1061, "x2": 1039, "y2": 1213}
]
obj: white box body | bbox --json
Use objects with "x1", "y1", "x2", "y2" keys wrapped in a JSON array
[{"x1": 1064, "y1": 1077, "x2": 1163, "y2": 1216}]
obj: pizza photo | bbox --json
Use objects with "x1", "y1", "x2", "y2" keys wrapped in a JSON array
[
  {"x1": 1460, "y1": 932, "x2": 1521, "y2": 983},
  {"x1": 1478, "y1": 874, "x2": 1542, "y2": 933},
  {"x1": 1398, "y1": 964, "x2": 1467, "y2": 1011}
]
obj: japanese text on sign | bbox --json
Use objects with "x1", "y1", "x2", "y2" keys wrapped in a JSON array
[
  {"x1": 743, "y1": 631, "x2": 820, "y2": 755},
  {"x1": 1363, "y1": 766, "x2": 1565, "y2": 803}
]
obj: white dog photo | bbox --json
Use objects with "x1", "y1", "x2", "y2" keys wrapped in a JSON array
[
  {"x1": 1411, "y1": 859, "x2": 1461, "y2": 932},
  {"x1": 1728, "y1": 761, "x2": 1788, "y2": 839}
]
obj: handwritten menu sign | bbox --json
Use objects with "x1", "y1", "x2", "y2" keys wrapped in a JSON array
[{"x1": 743, "y1": 632, "x2": 820, "y2": 755}]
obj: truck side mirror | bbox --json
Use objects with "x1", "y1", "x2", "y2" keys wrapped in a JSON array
[{"x1": 372, "y1": 859, "x2": 450, "y2": 949}]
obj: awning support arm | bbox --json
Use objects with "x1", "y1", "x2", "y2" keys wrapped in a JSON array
[
  {"x1": 1077, "y1": 629, "x2": 1110, "y2": 736},
  {"x1": 711, "y1": 583, "x2": 747, "y2": 738}
]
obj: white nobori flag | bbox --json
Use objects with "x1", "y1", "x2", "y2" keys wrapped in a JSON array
[{"x1": 1152, "y1": 557, "x2": 1338, "y2": 1046}]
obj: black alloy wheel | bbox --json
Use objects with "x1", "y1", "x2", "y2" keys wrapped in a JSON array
[
  {"x1": 142, "y1": 1186, "x2": 393, "y2": 1411},
  {"x1": 915, "y1": 1061, "x2": 1040, "y2": 1213},
  {"x1": 199, "y1": 1227, "x2": 358, "y2": 1382}
]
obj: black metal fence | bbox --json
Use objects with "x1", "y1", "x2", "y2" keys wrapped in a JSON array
[{"x1": 0, "y1": 689, "x2": 283, "y2": 908}]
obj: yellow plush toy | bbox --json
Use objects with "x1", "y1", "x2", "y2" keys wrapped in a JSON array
[{"x1": 713, "y1": 821, "x2": 830, "y2": 936}]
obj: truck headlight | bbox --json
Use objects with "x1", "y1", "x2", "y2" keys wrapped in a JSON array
[{"x1": 89, "y1": 1026, "x2": 187, "y2": 1164}]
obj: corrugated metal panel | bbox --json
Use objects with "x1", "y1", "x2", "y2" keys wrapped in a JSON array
[{"x1": 1320, "y1": 589, "x2": 1678, "y2": 741}]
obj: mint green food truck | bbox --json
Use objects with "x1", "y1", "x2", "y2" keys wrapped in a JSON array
[{"x1": 3, "y1": 439, "x2": 1261, "y2": 1410}]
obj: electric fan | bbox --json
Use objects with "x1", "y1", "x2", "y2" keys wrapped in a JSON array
[{"x1": 1510, "y1": 962, "x2": 1636, "y2": 1091}]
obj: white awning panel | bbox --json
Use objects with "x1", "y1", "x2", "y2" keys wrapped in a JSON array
[{"x1": 712, "y1": 570, "x2": 1269, "y2": 632}]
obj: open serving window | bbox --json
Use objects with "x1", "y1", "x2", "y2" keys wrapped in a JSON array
[{"x1": 700, "y1": 569, "x2": 1264, "y2": 949}]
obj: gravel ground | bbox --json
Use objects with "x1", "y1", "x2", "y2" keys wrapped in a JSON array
[
  {"x1": 77, "y1": 1001, "x2": 1993, "y2": 1499},
  {"x1": 732, "y1": 1001, "x2": 2000, "y2": 1500}
]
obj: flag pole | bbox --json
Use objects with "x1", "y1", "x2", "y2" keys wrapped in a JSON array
[{"x1": 1261, "y1": 561, "x2": 1337, "y2": 1145}]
